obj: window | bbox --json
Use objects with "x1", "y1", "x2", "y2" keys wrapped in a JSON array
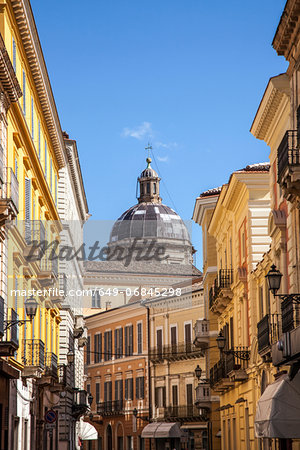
[
  {"x1": 185, "y1": 323, "x2": 192, "y2": 345},
  {"x1": 104, "y1": 381, "x2": 112, "y2": 402},
  {"x1": 94, "y1": 334, "x2": 102, "y2": 363},
  {"x1": 155, "y1": 387, "x2": 166, "y2": 407},
  {"x1": 104, "y1": 330, "x2": 112, "y2": 361},
  {"x1": 125, "y1": 378, "x2": 133, "y2": 400},
  {"x1": 44, "y1": 140, "x2": 47, "y2": 177},
  {"x1": 137, "y1": 323, "x2": 142, "y2": 354},
  {"x1": 96, "y1": 382, "x2": 100, "y2": 403},
  {"x1": 86, "y1": 336, "x2": 91, "y2": 365},
  {"x1": 50, "y1": 159, "x2": 52, "y2": 191},
  {"x1": 156, "y1": 328, "x2": 162, "y2": 356},
  {"x1": 170, "y1": 326, "x2": 177, "y2": 351},
  {"x1": 259, "y1": 285, "x2": 264, "y2": 320},
  {"x1": 92, "y1": 290, "x2": 101, "y2": 308},
  {"x1": 114, "y1": 328, "x2": 123, "y2": 359},
  {"x1": 125, "y1": 325, "x2": 133, "y2": 356},
  {"x1": 136, "y1": 376, "x2": 144, "y2": 399},
  {"x1": 55, "y1": 175, "x2": 57, "y2": 206},
  {"x1": 172, "y1": 385, "x2": 178, "y2": 406},
  {"x1": 115, "y1": 379, "x2": 123, "y2": 401},
  {"x1": 12, "y1": 37, "x2": 16, "y2": 71},
  {"x1": 153, "y1": 183, "x2": 156, "y2": 194},
  {"x1": 31, "y1": 97, "x2": 34, "y2": 139},
  {"x1": 146, "y1": 182, "x2": 150, "y2": 194},
  {"x1": 25, "y1": 177, "x2": 31, "y2": 243},
  {"x1": 22, "y1": 70, "x2": 26, "y2": 115}
]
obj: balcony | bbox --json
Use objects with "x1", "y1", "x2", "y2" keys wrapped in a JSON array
[
  {"x1": 0, "y1": 305, "x2": 19, "y2": 356},
  {"x1": 38, "y1": 248, "x2": 59, "y2": 287},
  {"x1": 72, "y1": 390, "x2": 90, "y2": 419},
  {"x1": 23, "y1": 220, "x2": 46, "y2": 261},
  {"x1": 97, "y1": 400, "x2": 124, "y2": 416},
  {"x1": 163, "y1": 405, "x2": 207, "y2": 422},
  {"x1": 257, "y1": 314, "x2": 281, "y2": 359},
  {"x1": 22, "y1": 339, "x2": 45, "y2": 378},
  {"x1": 277, "y1": 130, "x2": 300, "y2": 200},
  {"x1": 194, "y1": 319, "x2": 209, "y2": 350},
  {"x1": 44, "y1": 352, "x2": 58, "y2": 379},
  {"x1": 195, "y1": 382, "x2": 211, "y2": 410},
  {"x1": 210, "y1": 350, "x2": 249, "y2": 392},
  {"x1": 0, "y1": 168, "x2": 19, "y2": 223},
  {"x1": 209, "y1": 269, "x2": 233, "y2": 315},
  {"x1": 149, "y1": 342, "x2": 204, "y2": 363}
]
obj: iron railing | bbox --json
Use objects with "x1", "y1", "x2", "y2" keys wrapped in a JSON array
[
  {"x1": 257, "y1": 314, "x2": 281, "y2": 353},
  {"x1": 22, "y1": 339, "x2": 45, "y2": 369},
  {"x1": 0, "y1": 142, "x2": 4, "y2": 184},
  {"x1": 45, "y1": 352, "x2": 58, "y2": 377},
  {"x1": 281, "y1": 297, "x2": 300, "y2": 333},
  {"x1": 209, "y1": 269, "x2": 233, "y2": 308},
  {"x1": 10, "y1": 309, "x2": 18, "y2": 347},
  {"x1": 277, "y1": 130, "x2": 299, "y2": 183},
  {"x1": 97, "y1": 400, "x2": 124, "y2": 415},
  {"x1": 164, "y1": 405, "x2": 203, "y2": 419},
  {"x1": 210, "y1": 350, "x2": 249, "y2": 387},
  {"x1": 0, "y1": 296, "x2": 4, "y2": 338},
  {"x1": 6, "y1": 168, "x2": 19, "y2": 213},
  {"x1": 149, "y1": 342, "x2": 203, "y2": 361},
  {"x1": 24, "y1": 220, "x2": 46, "y2": 246}
]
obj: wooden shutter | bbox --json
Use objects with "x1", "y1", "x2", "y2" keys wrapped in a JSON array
[
  {"x1": 130, "y1": 378, "x2": 133, "y2": 400},
  {"x1": 171, "y1": 326, "x2": 177, "y2": 346},
  {"x1": 104, "y1": 382, "x2": 107, "y2": 402},
  {"x1": 119, "y1": 328, "x2": 123, "y2": 357},
  {"x1": 125, "y1": 379, "x2": 128, "y2": 400},
  {"x1": 172, "y1": 385, "x2": 178, "y2": 406},
  {"x1": 115, "y1": 380, "x2": 118, "y2": 401},
  {"x1": 136, "y1": 378, "x2": 139, "y2": 399},
  {"x1": 185, "y1": 324, "x2": 191, "y2": 344},
  {"x1": 104, "y1": 332, "x2": 107, "y2": 361},
  {"x1": 186, "y1": 384, "x2": 193, "y2": 406},
  {"x1": 94, "y1": 334, "x2": 98, "y2": 363},
  {"x1": 86, "y1": 336, "x2": 90, "y2": 365},
  {"x1": 162, "y1": 387, "x2": 166, "y2": 407},
  {"x1": 137, "y1": 323, "x2": 142, "y2": 354},
  {"x1": 114, "y1": 329, "x2": 118, "y2": 358},
  {"x1": 141, "y1": 377, "x2": 144, "y2": 399},
  {"x1": 99, "y1": 333, "x2": 102, "y2": 361},
  {"x1": 96, "y1": 383, "x2": 100, "y2": 403},
  {"x1": 125, "y1": 326, "x2": 128, "y2": 356},
  {"x1": 120, "y1": 380, "x2": 123, "y2": 401},
  {"x1": 230, "y1": 317, "x2": 234, "y2": 350},
  {"x1": 109, "y1": 331, "x2": 112, "y2": 359},
  {"x1": 109, "y1": 381, "x2": 112, "y2": 401},
  {"x1": 129, "y1": 325, "x2": 133, "y2": 355},
  {"x1": 157, "y1": 329, "x2": 162, "y2": 351}
]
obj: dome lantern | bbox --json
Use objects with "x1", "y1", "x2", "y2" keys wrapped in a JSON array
[{"x1": 138, "y1": 156, "x2": 161, "y2": 204}]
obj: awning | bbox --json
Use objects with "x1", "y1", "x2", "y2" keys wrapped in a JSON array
[
  {"x1": 79, "y1": 421, "x2": 98, "y2": 441},
  {"x1": 255, "y1": 371, "x2": 300, "y2": 438},
  {"x1": 141, "y1": 422, "x2": 182, "y2": 439}
]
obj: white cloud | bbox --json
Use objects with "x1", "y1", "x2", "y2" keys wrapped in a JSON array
[
  {"x1": 154, "y1": 141, "x2": 178, "y2": 150},
  {"x1": 121, "y1": 122, "x2": 153, "y2": 140},
  {"x1": 157, "y1": 156, "x2": 169, "y2": 162}
]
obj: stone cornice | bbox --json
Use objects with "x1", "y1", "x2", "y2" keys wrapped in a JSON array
[
  {"x1": 192, "y1": 194, "x2": 219, "y2": 226},
  {"x1": 64, "y1": 139, "x2": 89, "y2": 222},
  {"x1": 11, "y1": 0, "x2": 66, "y2": 169},
  {"x1": 250, "y1": 74, "x2": 290, "y2": 143},
  {"x1": 0, "y1": 32, "x2": 22, "y2": 103},
  {"x1": 272, "y1": 0, "x2": 300, "y2": 61}
]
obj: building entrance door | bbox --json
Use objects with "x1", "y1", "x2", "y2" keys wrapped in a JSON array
[{"x1": 106, "y1": 425, "x2": 112, "y2": 450}]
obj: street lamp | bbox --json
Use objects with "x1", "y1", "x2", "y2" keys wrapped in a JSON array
[
  {"x1": 265, "y1": 264, "x2": 283, "y2": 296},
  {"x1": 266, "y1": 263, "x2": 300, "y2": 303},
  {"x1": 216, "y1": 331, "x2": 249, "y2": 361},
  {"x1": 67, "y1": 351, "x2": 75, "y2": 365},
  {"x1": 88, "y1": 393, "x2": 93, "y2": 407},
  {"x1": 195, "y1": 365, "x2": 202, "y2": 381},
  {"x1": 4, "y1": 296, "x2": 38, "y2": 330}
]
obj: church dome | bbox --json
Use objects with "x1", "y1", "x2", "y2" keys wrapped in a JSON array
[{"x1": 110, "y1": 203, "x2": 190, "y2": 243}]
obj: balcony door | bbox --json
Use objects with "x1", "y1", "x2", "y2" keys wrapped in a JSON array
[
  {"x1": 186, "y1": 383, "x2": 193, "y2": 416},
  {"x1": 156, "y1": 329, "x2": 162, "y2": 357},
  {"x1": 170, "y1": 326, "x2": 177, "y2": 354},
  {"x1": 185, "y1": 323, "x2": 192, "y2": 352}
]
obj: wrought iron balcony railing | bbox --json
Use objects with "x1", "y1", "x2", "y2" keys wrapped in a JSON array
[
  {"x1": 24, "y1": 220, "x2": 46, "y2": 246},
  {"x1": 209, "y1": 269, "x2": 233, "y2": 309},
  {"x1": 277, "y1": 130, "x2": 299, "y2": 184},
  {"x1": 0, "y1": 168, "x2": 19, "y2": 220},
  {"x1": 97, "y1": 400, "x2": 124, "y2": 415},
  {"x1": 257, "y1": 313, "x2": 281, "y2": 354},
  {"x1": 281, "y1": 297, "x2": 300, "y2": 333},
  {"x1": 22, "y1": 339, "x2": 45, "y2": 370},
  {"x1": 44, "y1": 352, "x2": 58, "y2": 377},
  {"x1": 210, "y1": 349, "x2": 249, "y2": 388},
  {"x1": 149, "y1": 342, "x2": 203, "y2": 361},
  {"x1": 164, "y1": 405, "x2": 206, "y2": 420}
]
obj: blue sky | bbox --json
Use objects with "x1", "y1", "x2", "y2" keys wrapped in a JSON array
[{"x1": 31, "y1": 0, "x2": 287, "y2": 268}]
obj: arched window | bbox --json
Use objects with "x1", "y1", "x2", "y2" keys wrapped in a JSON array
[
  {"x1": 147, "y1": 182, "x2": 150, "y2": 194},
  {"x1": 153, "y1": 183, "x2": 156, "y2": 194}
]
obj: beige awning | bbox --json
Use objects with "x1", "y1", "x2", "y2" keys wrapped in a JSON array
[
  {"x1": 79, "y1": 421, "x2": 98, "y2": 440},
  {"x1": 141, "y1": 422, "x2": 182, "y2": 439},
  {"x1": 255, "y1": 371, "x2": 300, "y2": 438}
]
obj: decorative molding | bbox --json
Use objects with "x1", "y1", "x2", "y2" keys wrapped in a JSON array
[
  {"x1": 11, "y1": 0, "x2": 66, "y2": 169},
  {"x1": 272, "y1": 0, "x2": 300, "y2": 59},
  {"x1": 0, "y1": 33, "x2": 22, "y2": 104}
]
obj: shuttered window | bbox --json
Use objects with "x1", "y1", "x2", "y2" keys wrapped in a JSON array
[
  {"x1": 22, "y1": 70, "x2": 26, "y2": 115},
  {"x1": 104, "y1": 381, "x2": 112, "y2": 402},
  {"x1": 104, "y1": 331, "x2": 112, "y2": 361},
  {"x1": 96, "y1": 382, "x2": 100, "y2": 403},
  {"x1": 92, "y1": 291, "x2": 101, "y2": 308},
  {"x1": 86, "y1": 336, "x2": 91, "y2": 365},
  {"x1": 44, "y1": 140, "x2": 47, "y2": 177},
  {"x1": 50, "y1": 159, "x2": 52, "y2": 191},
  {"x1": 172, "y1": 385, "x2": 178, "y2": 406},
  {"x1": 137, "y1": 323, "x2": 142, "y2": 354},
  {"x1": 114, "y1": 328, "x2": 123, "y2": 359},
  {"x1": 115, "y1": 380, "x2": 123, "y2": 401},
  {"x1": 25, "y1": 177, "x2": 31, "y2": 243},
  {"x1": 125, "y1": 378, "x2": 133, "y2": 400},
  {"x1": 38, "y1": 121, "x2": 41, "y2": 159},
  {"x1": 31, "y1": 97, "x2": 34, "y2": 139},
  {"x1": 125, "y1": 325, "x2": 133, "y2": 356},
  {"x1": 12, "y1": 38, "x2": 16, "y2": 71},
  {"x1": 136, "y1": 377, "x2": 144, "y2": 399},
  {"x1": 55, "y1": 174, "x2": 57, "y2": 206},
  {"x1": 94, "y1": 334, "x2": 102, "y2": 363}
]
